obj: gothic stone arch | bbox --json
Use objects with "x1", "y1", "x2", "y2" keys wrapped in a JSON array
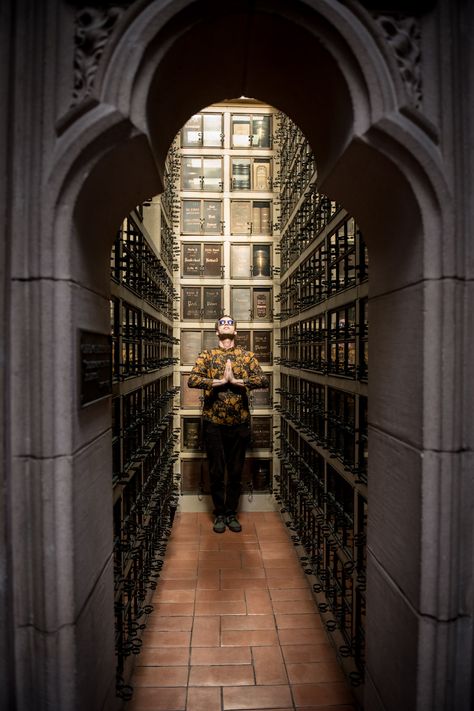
[{"x1": 5, "y1": 2, "x2": 468, "y2": 711}]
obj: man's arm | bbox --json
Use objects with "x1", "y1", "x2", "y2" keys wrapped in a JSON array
[
  {"x1": 188, "y1": 352, "x2": 226, "y2": 389},
  {"x1": 244, "y1": 354, "x2": 269, "y2": 390}
]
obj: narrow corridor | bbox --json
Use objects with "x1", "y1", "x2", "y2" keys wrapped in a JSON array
[{"x1": 127, "y1": 511, "x2": 356, "y2": 711}]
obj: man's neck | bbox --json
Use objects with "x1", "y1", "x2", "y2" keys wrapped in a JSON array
[{"x1": 218, "y1": 337, "x2": 235, "y2": 350}]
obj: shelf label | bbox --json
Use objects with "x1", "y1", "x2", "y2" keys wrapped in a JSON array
[{"x1": 80, "y1": 330, "x2": 112, "y2": 407}]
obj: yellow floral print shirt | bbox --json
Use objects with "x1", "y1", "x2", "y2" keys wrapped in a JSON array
[{"x1": 188, "y1": 346, "x2": 268, "y2": 425}]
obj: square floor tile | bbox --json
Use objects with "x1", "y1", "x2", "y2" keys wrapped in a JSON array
[
  {"x1": 241, "y1": 551, "x2": 264, "y2": 567},
  {"x1": 221, "y1": 578, "x2": 269, "y2": 591},
  {"x1": 190, "y1": 646, "x2": 251, "y2": 666},
  {"x1": 191, "y1": 616, "x2": 220, "y2": 647},
  {"x1": 189, "y1": 664, "x2": 254, "y2": 686},
  {"x1": 252, "y1": 646, "x2": 288, "y2": 685},
  {"x1": 196, "y1": 589, "x2": 244, "y2": 603},
  {"x1": 196, "y1": 571, "x2": 221, "y2": 589},
  {"x1": 186, "y1": 686, "x2": 222, "y2": 711},
  {"x1": 222, "y1": 684, "x2": 292, "y2": 709},
  {"x1": 221, "y1": 614, "x2": 275, "y2": 631},
  {"x1": 245, "y1": 590, "x2": 273, "y2": 614},
  {"x1": 221, "y1": 629, "x2": 279, "y2": 647},
  {"x1": 195, "y1": 601, "x2": 247, "y2": 616},
  {"x1": 220, "y1": 568, "x2": 266, "y2": 580}
]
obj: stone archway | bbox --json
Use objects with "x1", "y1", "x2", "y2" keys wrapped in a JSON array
[{"x1": 6, "y1": 2, "x2": 463, "y2": 710}]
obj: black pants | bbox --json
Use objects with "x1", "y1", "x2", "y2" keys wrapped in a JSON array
[{"x1": 202, "y1": 420, "x2": 251, "y2": 516}]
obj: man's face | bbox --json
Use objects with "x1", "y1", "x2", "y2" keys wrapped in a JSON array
[{"x1": 216, "y1": 317, "x2": 236, "y2": 338}]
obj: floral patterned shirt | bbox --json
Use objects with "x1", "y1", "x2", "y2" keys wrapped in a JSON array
[{"x1": 188, "y1": 346, "x2": 268, "y2": 425}]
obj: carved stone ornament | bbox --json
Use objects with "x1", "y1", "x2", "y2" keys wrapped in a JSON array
[
  {"x1": 374, "y1": 13, "x2": 422, "y2": 108},
  {"x1": 72, "y1": 4, "x2": 133, "y2": 106}
]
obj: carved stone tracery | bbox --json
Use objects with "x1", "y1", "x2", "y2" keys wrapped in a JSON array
[
  {"x1": 72, "y1": 4, "x2": 132, "y2": 106},
  {"x1": 374, "y1": 13, "x2": 422, "y2": 108},
  {"x1": 71, "y1": 4, "x2": 423, "y2": 114}
]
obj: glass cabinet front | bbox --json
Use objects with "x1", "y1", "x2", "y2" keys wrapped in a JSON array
[
  {"x1": 232, "y1": 157, "x2": 272, "y2": 190},
  {"x1": 181, "y1": 113, "x2": 223, "y2": 147},
  {"x1": 182, "y1": 157, "x2": 223, "y2": 191},
  {"x1": 231, "y1": 114, "x2": 272, "y2": 148}
]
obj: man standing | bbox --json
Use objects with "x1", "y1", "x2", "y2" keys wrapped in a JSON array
[{"x1": 188, "y1": 315, "x2": 268, "y2": 533}]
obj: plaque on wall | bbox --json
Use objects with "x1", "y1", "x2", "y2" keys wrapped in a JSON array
[
  {"x1": 236, "y1": 330, "x2": 251, "y2": 351},
  {"x1": 231, "y1": 244, "x2": 251, "y2": 278},
  {"x1": 251, "y1": 416, "x2": 272, "y2": 449},
  {"x1": 252, "y1": 330, "x2": 272, "y2": 363},
  {"x1": 180, "y1": 330, "x2": 202, "y2": 364},
  {"x1": 230, "y1": 200, "x2": 251, "y2": 234},
  {"x1": 253, "y1": 288, "x2": 272, "y2": 321},
  {"x1": 231, "y1": 287, "x2": 251, "y2": 321},
  {"x1": 251, "y1": 374, "x2": 272, "y2": 408},
  {"x1": 203, "y1": 287, "x2": 222, "y2": 320},
  {"x1": 203, "y1": 200, "x2": 221, "y2": 234},
  {"x1": 182, "y1": 416, "x2": 202, "y2": 451},
  {"x1": 182, "y1": 243, "x2": 202, "y2": 276},
  {"x1": 180, "y1": 373, "x2": 203, "y2": 409},
  {"x1": 182, "y1": 200, "x2": 201, "y2": 234},
  {"x1": 181, "y1": 458, "x2": 210, "y2": 494},
  {"x1": 79, "y1": 330, "x2": 112, "y2": 407},
  {"x1": 232, "y1": 117, "x2": 251, "y2": 147},
  {"x1": 203, "y1": 243, "x2": 222, "y2": 277},
  {"x1": 182, "y1": 286, "x2": 201, "y2": 319},
  {"x1": 253, "y1": 159, "x2": 271, "y2": 190},
  {"x1": 252, "y1": 245, "x2": 271, "y2": 277}
]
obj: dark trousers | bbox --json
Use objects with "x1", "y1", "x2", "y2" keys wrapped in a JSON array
[{"x1": 203, "y1": 420, "x2": 251, "y2": 516}]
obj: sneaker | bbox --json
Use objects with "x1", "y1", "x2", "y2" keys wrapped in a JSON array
[
  {"x1": 226, "y1": 515, "x2": 242, "y2": 533},
  {"x1": 213, "y1": 515, "x2": 226, "y2": 534}
]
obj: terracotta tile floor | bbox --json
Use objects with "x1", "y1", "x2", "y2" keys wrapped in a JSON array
[{"x1": 126, "y1": 511, "x2": 357, "y2": 711}]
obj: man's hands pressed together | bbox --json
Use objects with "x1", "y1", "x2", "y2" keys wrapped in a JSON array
[{"x1": 212, "y1": 359, "x2": 245, "y2": 388}]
